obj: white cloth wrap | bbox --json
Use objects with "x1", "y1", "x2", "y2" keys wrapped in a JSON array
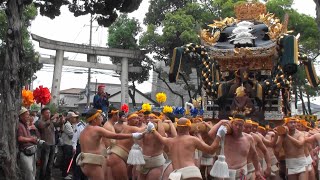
[
  {"x1": 246, "y1": 163, "x2": 255, "y2": 180},
  {"x1": 200, "y1": 153, "x2": 215, "y2": 166},
  {"x1": 306, "y1": 155, "x2": 313, "y2": 171},
  {"x1": 286, "y1": 157, "x2": 307, "y2": 175},
  {"x1": 228, "y1": 164, "x2": 248, "y2": 180},
  {"x1": 168, "y1": 166, "x2": 202, "y2": 180}
]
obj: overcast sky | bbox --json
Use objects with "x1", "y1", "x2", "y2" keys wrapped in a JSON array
[{"x1": 30, "y1": 0, "x2": 317, "y2": 93}]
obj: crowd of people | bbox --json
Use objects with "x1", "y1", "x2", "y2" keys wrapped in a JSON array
[
  {"x1": 16, "y1": 85, "x2": 320, "y2": 180},
  {"x1": 17, "y1": 102, "x2": 320, "y2": 180},
  {"x1": 17, "y1": 106, "x2": 88, "y2": 180}
]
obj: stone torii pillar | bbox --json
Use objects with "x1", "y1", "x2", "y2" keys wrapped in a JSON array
[
  {"x1": 121, "y1": 57, "x2": 129, "y2": 105},
  {"x1": 51, "y1": 50, "x2": 64, "y2": 104},
  {"x1": 32, "y1": 34, "x2": 144, "y2": 106}
]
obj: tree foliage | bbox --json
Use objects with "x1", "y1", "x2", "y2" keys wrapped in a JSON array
[
  {"x1": 140, "y1": 2, "x2": 213, "y2": 64},
  {"x1": 0, "y1": 4, "x2": 41, "y2": 85},
  {"x1": 108, "y1": 14, "x2": 151, "y2": 84},
  {"x1": 33, "y1": 0, "x2": 142, "y2": 26},
  {"x1": 0, "y1": 0, "x2": 144, "y2": 179}
]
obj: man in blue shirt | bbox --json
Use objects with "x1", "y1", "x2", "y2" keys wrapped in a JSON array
[{"x1": 93, "y1": 85, "x2": 109, "y2": 114}]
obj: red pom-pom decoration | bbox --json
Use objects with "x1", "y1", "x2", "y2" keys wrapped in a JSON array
[
  {"x1": 33, "y1": 85, "x2": 51, "y2": 105},
  {"x1": 121, "y1": 103, "x2": 129, "y2": 113}
]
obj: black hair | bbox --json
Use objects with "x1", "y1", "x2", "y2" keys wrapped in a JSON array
[
  {"x1": 165, "y1": 113, "x2": 176, "y2": 123},
  {"x1": 86, "y1": 108, "x2": 99, "y2": 119},
  {"x1": 119, "y1": 111, "x2": 125, "y2": 118},
  {"x1": 41, "y1": 107, "x2": 50, "y2": 114}
]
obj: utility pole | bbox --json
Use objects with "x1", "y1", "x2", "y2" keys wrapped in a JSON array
[{"x1": 86, "y1": 14, "x2": 93, "y2": 108}]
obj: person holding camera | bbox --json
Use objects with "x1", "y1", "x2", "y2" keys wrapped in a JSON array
[
  {"x1": 37, "y1": 108, "x2": 63, "y2": 179},
  {"x1": 17, "y1": 107, "x2": 44, "y2": 180},
  {"x1": 93, "y1": 85, "x2": 110, "y2": 114}
]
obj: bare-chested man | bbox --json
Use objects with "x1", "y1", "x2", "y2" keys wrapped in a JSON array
[
  {"x1": 138, "y1": 115, "x2": 168, "y2": 180},
  {"x1": 250, "y1": 122, "x2": 272, "y2": 179},
  {"x1": 103, "y1": 108, "x2": 119, "y2": 147},
  {"x1": 76, "y1": 108, "x2": 143, "y2": 180},
  {"x1": 209, "y1": 118, "x2": 263, "y2": 180},
  {"x1": 102, "y1": 108, "x2": 120, "y2": 180},
  {"x1": 305, "y1": 128, "x2": 320, "y2": 180},
  {"x1": 276, "y1": 117, "x2": 307, "y2": 180},
  {"x1": 152, "y1": 118, "x2": 225, "y2": 180},
  {"x1": 200, "y1": 120, "x2": 215, "y2": 180},
  {"x1": 297, "y1": 120, "x2": 316, "y2": 180},
  {"x1": 260, "y1": 126, "x2": 280, "y2": 180},
  {"x1": 114, "y1": 111, "x2": 127, "y2": 133},
  {"x1": 107, "y1": 113, "x2": 147, "y2": 180}
]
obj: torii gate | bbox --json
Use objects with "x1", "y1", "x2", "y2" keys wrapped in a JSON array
[{"x1": 32, "y1": 34, "x2": 144, "y2": 106}]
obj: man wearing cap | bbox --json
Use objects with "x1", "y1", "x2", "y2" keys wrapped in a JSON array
[
  {"x1": 77, "y1": 108, "x2": 143, "y2": 180},
  {"x1": 60, "y1": 112, "x2": 78, "y2": 179},
  {"x1": 152, "y1": 117, "x2": 226, "y2": 180},
  {"x1": 275, "y1": 117, "x2": 307, "y2": 180},
  {"x1": 209, "y1": 118, "x2": 264, "y2": 180},
  {"x1": 93, "y1": 85, "x2": 109, "y2": 114},
  {"x1": 17, "y1": 107, "x2": 39, "y2": 180},
  {"x1": 72, "y1": 112, "x2": 87, "y2": 180}
]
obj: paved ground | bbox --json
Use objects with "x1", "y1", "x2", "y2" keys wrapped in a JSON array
[{"x1": 35, "y1": 166, "x2": 67, "y2": 180}]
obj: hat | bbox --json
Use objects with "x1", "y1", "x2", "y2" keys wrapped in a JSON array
[
  {"x1": 98, "y1": 84, "x2": 105, "y2": 89},
  {"x1": 19, "y1": 107, "x2": 29, "y2": 116},
  {"x1": 67, "y1": 112, "x2": 79, "y2": 118}
]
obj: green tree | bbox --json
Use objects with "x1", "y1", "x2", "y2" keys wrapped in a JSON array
[
  {"x1": 313, "y1": 0, "x2": 320, "y2": 49},
  {"x1": 108, "y1": 14, "x2": 151, "y2": 108},
  {"x1": 0, "y1": 0, "x2": 143, "y2": 179},
  {"x1": 141, "y1": 3, "x2": 214, "y2": 102},
  {"x1": 144, "y1": 0, "x2": 195, "y2": 26},
  {"x1": 267, "y1": 0, "x2": 320, "y2": 114},
  {"x1": 0, "y1": 4, "x2": 42, "y2": 85}
]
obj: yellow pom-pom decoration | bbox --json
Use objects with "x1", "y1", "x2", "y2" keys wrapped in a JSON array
[
  {"x1": 162, "y1": 106, "x2": 173, "y2": 113},
  {"x1": 142, "y1": 103, "x2": 152, "y2": 112},
  {"x1": 156, "y1": 92, "x2": 167, "y2": 103},
  {"x1": 22, "y1": 89, "x2": 34, "y2": 107}
]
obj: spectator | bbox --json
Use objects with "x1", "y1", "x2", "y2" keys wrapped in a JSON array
[
  {"x1": 60, "y1": 112, "x2": 77, "y2": 179},
  {"x1": 72, "y1": 112, "x2": 87, "y2": 180},
  {"x1": 93, "y1": 85, "x2": 110, "y2": 114},
  {"x1": 17, "y1": 107, "x2": 38, "y2": 180},
  {"x1": 37, "y1": 108, "x2": 63, "y2": 179}
]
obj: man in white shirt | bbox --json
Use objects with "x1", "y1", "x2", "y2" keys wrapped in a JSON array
[
  {"x1": 61, "y1": 112, "x2": 77, "y2": 180},
  {"x1": 72, "y1": 112, "x2": 87, "y2": 180}
]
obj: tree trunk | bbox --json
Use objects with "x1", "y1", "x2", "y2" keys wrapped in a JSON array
[
  {"x1": 314, "y1": 0, "x2": 320, "y2": 33},
  {"x1": 128, "y1": 81, "x2": 136, "y2": 108},
  {"x1": 298, "y1": 86, "x2": 307, "y2": 115},
  {"x1": 306, "y1": 92, "x2": 312, "y2": 115},
  {"x1": 0, "y1": 0, "x2": 23, "y2": 179},
  {"x1": 157, "y1": 73, "x2": 184, "y2": 106},
  {"x1": 179, "y1": 72, "x2": 192, "y2": 102}
]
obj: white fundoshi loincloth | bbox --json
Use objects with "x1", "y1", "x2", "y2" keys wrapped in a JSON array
[
  {"x1": 228, "y1": 164, "x2": 248, "y2": 180},
  {"x1": 286, "y1": 157, "x2": 307, "y2": 175},
  {"x1": 200, "y1": 153, "x2": 215, "y2": 166},
  {"x1": 139, "y1": 153, "x2": 166, "y2": 175},
  {"x1": 246, "y1": 162, "x2": 255, "y2": 180},
  {"x1": 76, "y1": 152, "x2": 104, "y2": 166},
  {"x1": 168, "y1": 166, "x2": 202, "y2": 180},
  {"x1": 306, "y1": 155, "x2": 313, "y2": 171}
]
